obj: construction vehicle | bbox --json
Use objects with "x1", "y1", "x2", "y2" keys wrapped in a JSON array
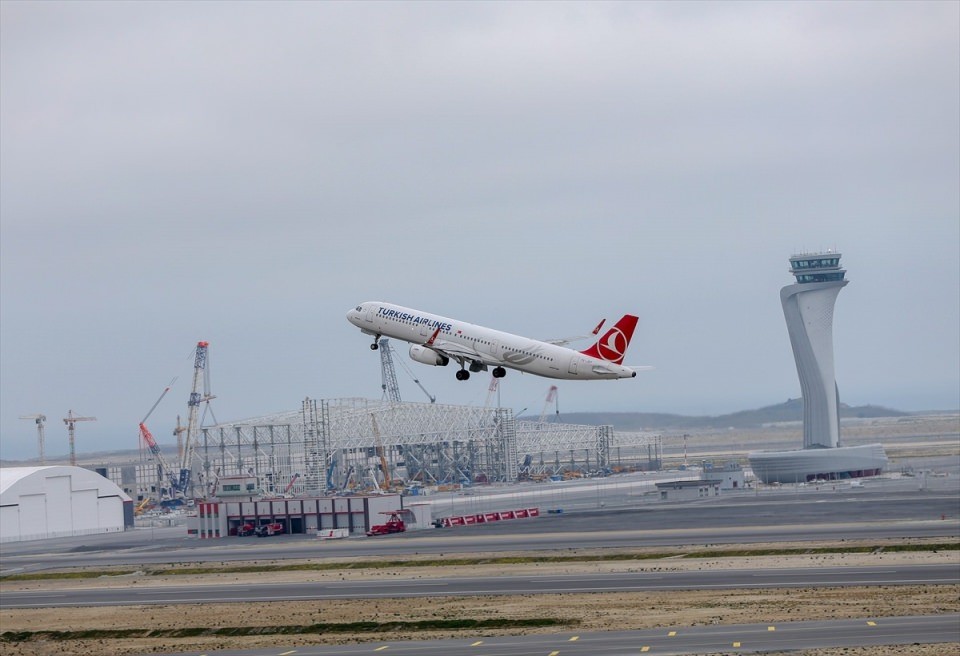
[
  {"x1": 255, "y1": 522, "x2": 284, "y2": 537},
  {"x1": 366, "y1": 511, "x2": 406, "y2": 536},
  {"x1": 134, "y1": 498, "x2": 154, "y2": 515}
]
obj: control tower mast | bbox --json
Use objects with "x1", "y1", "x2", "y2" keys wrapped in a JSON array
[{"x1": 780, "y1": 252, "x2": 848, "y2": 449}]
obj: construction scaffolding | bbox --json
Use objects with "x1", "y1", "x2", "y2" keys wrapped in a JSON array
[{"x1": 189, "y1": 398, "x2": 661, "y2": 498}]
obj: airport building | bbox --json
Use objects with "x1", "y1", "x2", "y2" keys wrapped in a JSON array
[
  {"x1": 0, "y1": 466, "x2": 134, "y2": 543},
  {"x1": 125, "y1": 397, "x2": 661, "y2": 505},
  {"x1": 749, "y1": 253, "x2": 887, "y2": 484}
]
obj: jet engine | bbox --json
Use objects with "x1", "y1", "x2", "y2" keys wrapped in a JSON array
[{"x1": 409, "y1": 345, "x2": 449, "y2": 366}]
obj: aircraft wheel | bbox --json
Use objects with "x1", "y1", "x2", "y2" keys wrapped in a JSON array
[
  {"x1": 456, "y1": 369, "x2": 470, "y2": 381},
  {"x1": 370, "y1": 342, "x2": 379, "y2": 350},
  {"x1": 492, "y1": 367, "x2": 506, "y2": 378}
]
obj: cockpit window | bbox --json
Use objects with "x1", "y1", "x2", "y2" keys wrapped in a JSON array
[{"x1": 355, "y1": 306, "x2": 362, "y2": 311}]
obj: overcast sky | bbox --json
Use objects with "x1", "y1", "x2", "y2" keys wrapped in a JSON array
[{"x1": 1, "y1": 1, "x2": 958, "y2": 461}]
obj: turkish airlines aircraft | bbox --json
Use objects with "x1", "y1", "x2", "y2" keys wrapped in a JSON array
[{"x1": 347, "y1": 302, "x2": 643, "y2": 381}]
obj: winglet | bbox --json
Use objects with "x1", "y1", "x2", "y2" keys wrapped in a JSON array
[{"x1": 425, "y1": 327, "x2": 442, "y2": 346}]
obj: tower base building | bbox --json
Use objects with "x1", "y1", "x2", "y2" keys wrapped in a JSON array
[
  {"x1": 749, "y1": 443, "x2": 887, "y2": 485},
  {"x1": 748, "y1": 252, "x2": 887, "y2": 485}
]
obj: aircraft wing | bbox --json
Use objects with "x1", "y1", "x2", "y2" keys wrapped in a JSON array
[
  {"x1": 425, "y1": 338, "x2": 489, "y2": 363},
  {"x1": 423, "y1": 328, "x2": 497, "y2": 367},
  {"x1": 543, "y1": 319, "x2": 606, "y2": 346}
]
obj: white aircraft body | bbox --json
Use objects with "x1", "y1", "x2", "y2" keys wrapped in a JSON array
[{"x1": 347, "y1": 302, "x2": 641, "y2": 381}]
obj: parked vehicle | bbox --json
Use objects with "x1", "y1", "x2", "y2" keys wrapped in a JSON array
[
  {"x1": 366, "y1": 511, "x2": 405, "y2": 536},
  {"x1": 237, "y1": 522, "x2": 256, "y2": 537},
  {"x1": 255, "y1": 522, "x2": 284, "y2": 537}
]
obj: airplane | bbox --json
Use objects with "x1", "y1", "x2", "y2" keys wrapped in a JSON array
[{"x1": 346, "y1": 302, "x2": 644, "y2": 381}]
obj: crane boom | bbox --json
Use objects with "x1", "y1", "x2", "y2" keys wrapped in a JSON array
[
  {"x1": 538, "y1": 386, "x2": 559, "y2": 424},
  {"x1": 371, "y1": 414, "x2": 391, "y2": 490},
  {"x1": 138, "y1": 422, "x2": 179, "y2": 493},
  {"x1": 180, "y1": 341, "x2": 214, "y2": 497}
]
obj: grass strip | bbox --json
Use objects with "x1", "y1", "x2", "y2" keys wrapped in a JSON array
[
  {"x1": 4, "y1": 542, "x2": 956, "y2": 581},
  {"x1": 0, "y1": 617, "x2": 569, "y2": 642}
]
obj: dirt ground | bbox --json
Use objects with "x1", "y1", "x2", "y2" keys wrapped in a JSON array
[{"x1": 2, "y1": 547, "x2": 958, "y2": 656}]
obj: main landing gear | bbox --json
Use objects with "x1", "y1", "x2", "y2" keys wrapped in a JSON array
[
  {"x1": 492, "y1": 366, "x2": 506, "y2": 378},
  {"x1": 455, "y1": 369, "x2": 470, "y2": 381}
]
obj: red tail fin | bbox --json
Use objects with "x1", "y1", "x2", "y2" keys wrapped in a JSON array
[{"x1": 580, "y1": 315, "x2": 638, "y2": 365}]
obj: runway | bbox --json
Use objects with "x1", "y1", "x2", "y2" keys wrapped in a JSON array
[
  {"x1": 2, "y1": 488, "x2": 958, "y2": 574},
  {"x1": 3, "y1": 563, "x2": 957, "y2": 609},
  {"x1": 156, "y1": 615, "x2": 960, "y2": 656},
  {"x1": 2, "y1": 472, "x2": 957, "y2": 655}
]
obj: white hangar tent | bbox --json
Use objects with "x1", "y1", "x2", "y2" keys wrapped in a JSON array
[{"x1": 0, "y1": 466, "x2": 134, "y2": 543}]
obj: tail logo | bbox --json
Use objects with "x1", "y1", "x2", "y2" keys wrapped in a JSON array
[{"x1": 597, "y1": 328, "x2": 628, "y2": 362}]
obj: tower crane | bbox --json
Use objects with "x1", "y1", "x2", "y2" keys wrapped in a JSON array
[
  {"x1": 63, "y1": 410, "x2": 96, "y2": 466},
  {"x1": 179, "y1": 341, "x2": 215, "y2": 497},
  {"x1": 19, "y1": 414, "x2": 46, "y2": 463}
]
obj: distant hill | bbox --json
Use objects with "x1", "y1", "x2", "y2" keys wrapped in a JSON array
[{"x1": 521, "y1": 398, "x2": 911, "y2": 431}]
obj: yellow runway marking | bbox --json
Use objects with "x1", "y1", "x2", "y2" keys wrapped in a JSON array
[
  {"x1": 569, "y1": 635, "x2": 579, "y2": 641},
  {"x1": 768, "y1": 626, "x2": 776, "y2": 631},
  {"x1": 279, "y1": 652, "x2": 297, "y2": 656},
  {"x1": 374, "y1": 647, "x2": 389, "y2": 652},
  {"x1": 733, "y1": 642, "x2": 741, "y2": 647},
  {"x1": 668, "y1": 630, "x2": 677, "y2": 637},
  {"x1": 867, "y1": 621, "x2": 877, "y2": 626},
  {"x1": 548, "y1": 651, "x2": 560, "y2": 656},
  {"x1": 470, "y1": 641, "x2": 483, "y2": 646},
  {"x1": 641, "y1": 647, "x2": 651, "y2": 652}
]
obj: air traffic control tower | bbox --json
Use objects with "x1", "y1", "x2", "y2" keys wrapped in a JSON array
[
  {"x1": 781, "y1": 252, "x2": 848, "y2": 449},
  {"x1": 749, "y1": 252, "x2": 887, "y2": 484}
]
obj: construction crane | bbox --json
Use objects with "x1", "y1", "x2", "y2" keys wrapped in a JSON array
[
  {"x1": 138, "y1": 383, "x2": 180, "y2": 498},
  {"x1": 63, "y1": 410, "x2": 96, "y2": 466},
  {"x1": 380, "y1": 339, "x2": 402, "y2": 403},
  {"x1": 483, "y1": 375, "x2": 500, "y2": 409},
  {"x1": 19, "y1": 414, "x2": 46, "y2": 463},
  {"x1": 370, "y1": 414, "x2": 393, "y2": 490},
  {"x1": 538, "y1": 385, "x2": 559, "y2": 424},
  {"x1": 379, "y1": 338, "x2": 435, "y2": 403},
  {"x1": 179, "y1": 341, "x2": 215, "y2": 497},
  {"x1": 173, "y1": 415, "x2": 185, "y2": 464}
]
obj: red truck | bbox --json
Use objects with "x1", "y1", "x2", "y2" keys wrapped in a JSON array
[
  {"x1": 366, "y1": 511, "x2": 406, "y2": 536},
  {"x1": 236, "y1": 522, "x2": 256, "y2": 537},
  {"x1": 255, "y1": 522, "x2": 284, "y2": 537}
]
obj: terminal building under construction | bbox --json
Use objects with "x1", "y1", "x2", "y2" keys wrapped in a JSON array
[{"x1": 134, "y1": 397, "x2": 662, "y2": 502}]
